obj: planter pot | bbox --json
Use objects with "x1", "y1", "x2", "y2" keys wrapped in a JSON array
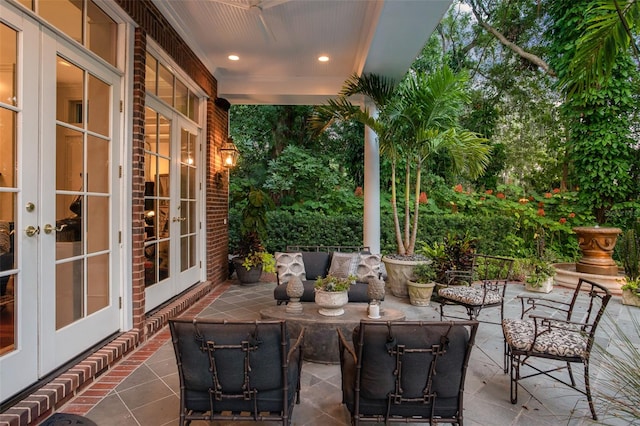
[
  {"x1": 315, "y1": 290, "x2": 349, "y2": 316},
  {"x1": 233, "y1": 258, "x2": 263, "y2": 284},
  {"x1": 525, "y1": 276, "x2": 554, "y2": 294},
  {"x1": 382, "y1": 256, "x2": 429, "y2": 298},
  {"x1": 407, "y1": 281, "x2": 436, "y2": 306},
  {"x1": 621, "y1": 289, "x2": 640, "y2": 307}
]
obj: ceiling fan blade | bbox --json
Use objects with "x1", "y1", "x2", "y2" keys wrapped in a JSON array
[
  {"x1": 208, "y1": 0, "x2": 251, "y2": 11},
  {"x1": 258, "y1": 0, "x2": 291, "y2": 10},
  {"x1": 257, "y1": 10, "x2": 276, "y2": 42}
]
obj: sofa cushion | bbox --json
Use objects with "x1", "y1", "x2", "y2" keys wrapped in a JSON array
[
  {"x1": 356, "y1": 253, "x2": 381, "y2": 282},
  {"x1": 300, "y1": 251, "x2": 331, "y2": 280},
  {"x1": 275, "y1": 252, "x2": 306, "y2": 284},
  {"x1": 328, "y1": 252, "x2": 359, "y2": 278}
]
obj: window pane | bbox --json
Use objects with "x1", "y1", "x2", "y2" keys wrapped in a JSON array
[
  {"x1": 180, "y1": 165, "x2": 188, "y2": 199},
  {"x1": 144, "y1": 107, "x2": 158, "y2": 153},
  {"x1": 87, "y1": 195, "x2": 109, "y2": 253},
  {"x1": 0, "y1": 24, "x2": 17, "y2": 107},
  {"x1": 56, "y1": 57, "x2": 84, "y2": 125},
  {"x1": 0, "y1": 109, "x2": 17, "y2": 187},
  {"x1": 158, "y1": 63, "x2": 174, "y2": 106},
  {"x1": 187, "y1": 91, "x2": 199, "y2": 123},
  {"x1": 145, "y1": 53, "x2": 157, "y2": 96},
  {"x1": 87, "y1": 0, "x2": 117, "y2": 66},
  {"x1": 56, "y1": 194, "x2": 83, "y2": 246},
  {"x1": 175, "y1": 78, "x2": 188, "y2": 116},
  {"x1": 87, "y1": 253, "x2": 109, "y2": 315},
  {"x1": 17, "y1": 0, "x2": 33, "y2": 10},
  {"x1": 40, "y1": 0, "x2": 83, "y2": 44},
  {"x1": 158, "y1": 114, "x2": 170, "y2": 157},
  {"x1": 87, "y1": 74, "x2": 110, "y2": 136},
  {"x1": 87, "y1": 135, "x2": 109, "y2": 193}
]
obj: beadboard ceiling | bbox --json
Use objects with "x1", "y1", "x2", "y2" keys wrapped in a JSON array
[{"x1": 152, "y1": 0, "x2": 452, "y2": 105}]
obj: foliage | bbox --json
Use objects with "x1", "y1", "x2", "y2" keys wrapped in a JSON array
[
  {"x1": 418, "y1": 232, "x2": 477, "y2": 283},
  {"x1": 314, "y1": 275, "x2": 356, "y2": 292},
  {"x1": 234, "y1": 231, "x2": 275, "y2": 272},
  {"x1": 620, "y1": 278, "x2": 639, "y2": 292},
  {"x1": 618, "y1": 225, "x2": 640, "y2": 281},
  {"x1": 241, "y1": 251, "x2": 275, "y2": 273},
  {"x1": 412, "y1": 263, "x2": 438, "y2": 283},
  {"x1": 523, "y1": 259, "x2": 556, "y2": 288}
]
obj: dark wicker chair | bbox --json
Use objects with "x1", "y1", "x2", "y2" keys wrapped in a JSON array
[
  {"x1": 337, "y1": 320, "x2": 479, "y2": 425},
  {"x1": 169, "y1": 319, "x2": 305, "y2": 426},
  {"x1": 502, "y1": 278, "x2": 611, "y2": 420},
  {"x1": 437, "y1": 254, "x2": 514, "y2": 324}
]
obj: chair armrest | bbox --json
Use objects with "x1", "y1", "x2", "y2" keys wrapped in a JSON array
[
  {"x1": 445, "y1": 270, "x2": 473, "y2": 285},
  {"x1": 336, "y1": 328, "x2": 357, "y2": 364},
  {"x1": 517, "y1": 294, "x2": 572, "y2": 319},
  {"x1": 287, "y1": 327, "x2": 305, "y2": 362},
  {"x1": 528, "y1": 313, "x2": 590, "y2": 331}
]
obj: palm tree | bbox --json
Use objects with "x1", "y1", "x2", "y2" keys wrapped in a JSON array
[{"x1": 310, "y1": 65, "x2": 491, "y2": 256}]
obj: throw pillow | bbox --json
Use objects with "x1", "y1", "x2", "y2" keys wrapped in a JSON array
[
  {"x1": 356, "y1": 253, "x2": 381, "y2": 282},
  {"x1": 275, "y1": 252, "x2": 306, "y2": 284},
  {"x1": 328, "y1": 252, "x2": 359, "y2": 278}
]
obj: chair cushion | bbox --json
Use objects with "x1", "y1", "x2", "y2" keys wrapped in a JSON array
[
  {"x1": 355, "y1": 253, "x2": 381, "y2": 282},
  {"x1": 502, "y1": 318, "x2": 587, "y2": 357},
  {"x1": 438, "y1": 286, "x2": 502, "y2": 305},
  {"x1": 275, "y1": 252, "x2": 306, "y2": 284},
  {"x1": 328, "y1": 252, "x2": 359, "y2": 278},
  {"x1": 300, "y1": 251, "x2": 331, "y2": 280}
]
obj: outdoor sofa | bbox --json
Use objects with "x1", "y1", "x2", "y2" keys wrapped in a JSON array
[{"x1": 273, "y1": 246, "x2": 382, "y2": 304}]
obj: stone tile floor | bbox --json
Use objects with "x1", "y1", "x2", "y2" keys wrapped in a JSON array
[{"x1": 56, "y1": 281, "x2": 639, "y2": 425}]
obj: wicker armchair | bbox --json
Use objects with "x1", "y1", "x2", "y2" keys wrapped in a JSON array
[
  {"x1": 337, "y1": 320, "x2": 478, "y2": 425},
  {"x1": 502, "y1": 278, "x2": 611, "y2": 420},
  {"x1": 169, "y1": 319, "x2": 304, "y2": 426}
]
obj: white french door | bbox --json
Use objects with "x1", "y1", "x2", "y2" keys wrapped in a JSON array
[
  {"x1": 144, "y1": 98, "x2": 201, "y2": 312},
  {"x1": 0, "y1": 3, "x2": 121, "y2": 401}
]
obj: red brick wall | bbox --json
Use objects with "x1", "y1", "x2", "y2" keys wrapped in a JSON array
[{"x1": 115, "y1": 0, "x2": 229, "y2": 334}]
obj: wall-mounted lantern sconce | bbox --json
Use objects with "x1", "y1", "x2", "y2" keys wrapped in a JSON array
[{"x1": 221, "y1": 137, "x2": 239, "y2": 168}]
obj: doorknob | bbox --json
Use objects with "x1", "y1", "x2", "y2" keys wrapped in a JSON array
[
  {"x1": 25, "y1": 225, "x2": 40, "y2": 237},
  {"x1": 44, "y1": 223, "x2": 67, "y2": 234}
]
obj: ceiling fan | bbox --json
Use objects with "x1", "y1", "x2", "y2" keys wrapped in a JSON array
[{"x1": 209, "y1": 0, "x2": 291, "y2": 42}]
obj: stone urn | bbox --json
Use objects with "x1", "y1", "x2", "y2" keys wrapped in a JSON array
[
  {"x1": 573, "y1": 226, "x2": 621, "y2": 276},
  {"x1": 406, "y1": 281, "x2": 436, "y2": 306},
  {"x1": 315, "y1": 290, "x2": 349, "y2": 316},
  {"x1": 382, "y1": 256, "x2": 429, "y2": 298}
]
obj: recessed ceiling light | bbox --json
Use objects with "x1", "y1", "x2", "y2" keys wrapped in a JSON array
[
  {"x1": 228, "y1": 55, "x2": 240, "y2": 61},
  {"x1": 318, "y1": 55, "x2": 329, "y2": 62}
]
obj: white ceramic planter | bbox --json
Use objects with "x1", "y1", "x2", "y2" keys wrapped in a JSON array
[{"x1": 525, "y1": 276, "x2": 554, "y2": 294}]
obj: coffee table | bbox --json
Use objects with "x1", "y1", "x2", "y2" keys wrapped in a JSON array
[{"x1": 260, "y1": 304, "x2": 405, "y2": 363}]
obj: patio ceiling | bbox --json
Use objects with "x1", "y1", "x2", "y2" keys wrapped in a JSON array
[{"x1": 152, "y1": 0, "x2": 452, "y2": 105}]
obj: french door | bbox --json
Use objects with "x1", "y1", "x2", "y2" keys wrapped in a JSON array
[
  {"x1": 144, "y1": 98, "x2": 201, "y2": 312},
  {"x1": 0, "y1": 3, "x2": 121, "y2": 401}
]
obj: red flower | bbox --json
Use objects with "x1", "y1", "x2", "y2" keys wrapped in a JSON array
[
  {"x1": 485, "y1": 189, "x2": 493, "y2": 195},
  {"x1": 569, "y1": 212, "x2": 576, "y2": 218},
  {"x1": 538, "y1": 202, "x2": 545, "y2": 208},
  {"x1": 354, "y1": 186, "x2": 363, "y2": 197},
  {"x1": 528, "y1": 196, "x2": 534, "y2": 201},
  {"x1": 559, "y1": 217, "x2": 567, "y2": 224},
  {"x1": 480, "y1": 196, "x2": 486, "y2": 201},
  {"x1": 537, "y1": 208, "x2": 545, "y2": 216},
  {"x1": 454, "y1": 184, "x2": 463, "y2": 193},
  {"x1": 544, "y1": 192, "x2": 552, "y2": 198},
  {"x1": 496, "y1": 193, "x2": 506, "y2": 199},
  {"x1": 553, "y1": 188, "x2": 561, "y2": 194},
  {"x1": 418, "y1": 192, "x2": 428, "y2": 204}
]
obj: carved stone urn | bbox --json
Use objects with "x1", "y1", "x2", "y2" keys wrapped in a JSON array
[{"x1": 573, "y1": 226, "x2": 621, "y2": 276}]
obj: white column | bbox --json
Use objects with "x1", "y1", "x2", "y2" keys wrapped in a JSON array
[{"x1": 363, "y1": 102, "x2": 380, "y2": 254}]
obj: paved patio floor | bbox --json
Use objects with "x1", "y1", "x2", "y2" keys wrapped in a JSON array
[{"x1": 55, "y1": 281, "x2": 639, "y2": 425}]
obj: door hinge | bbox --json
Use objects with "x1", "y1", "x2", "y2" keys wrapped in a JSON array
[
  {"x1": 118, "y1": 231, "x2": 122, "y2": 244},
  {"x1": 119, "y1": 297, "x2": 122, "y2": 309},
  {"x1": 120, "y1": 100, "x2": 123, "y2": 112},
  {"x1": 119, "y1": 165, "x2": 123, "y2": 178},
  {"x1": 199, "y1": 261, "x2": 202, "y2": 268}
]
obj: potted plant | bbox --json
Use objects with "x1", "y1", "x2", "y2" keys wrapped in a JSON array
[
  {"x1": 418, "y1": 232, "x2": 477, "y2": 291},
  {"x1": 618, "y1": 226, "x2": 640, "y2": 306},
  {"x1": 407, "y1": 263, "x2": 437, "y2": 306},
  {"x1": 314, "y1": 275, "x2": 356, "y2": 316},
  {"x1": 524, "y1": 259, "x2": 555, "y2": 293},
  {"x1": 310, "y1": 66, "x2": 490, "y2": 298}
]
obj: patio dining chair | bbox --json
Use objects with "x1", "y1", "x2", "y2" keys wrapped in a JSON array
[
  {"x1": 502, "y1": 278, "x2": 611, "y2": 420},
  {"x1": 437, "y1": 254, "x2": 514, "y2": 324},
  {"x1": 337, "y1": 320, "x2": 479, "y2": 425},
  {"x1": 169, "y1": 319, "x2": 305, "y2": 426}
]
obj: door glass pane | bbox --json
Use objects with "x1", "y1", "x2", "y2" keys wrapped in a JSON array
[
  {"x1": 56, "y1": 58, "x2": 84, "y2": 126},
  {"x1": 17, "y1": 0, "x2": 33, "y2": 10},
  {"x1": 87, "y1": 253, "x2": 108, "y2": 315},
  {"x1": 87, "y1": 0, "x2": 117, "y2": 66},
  {"x1": 180, "y1": 165, "x2": 188, "y2": 199},
  {"x1": 87, "y1": 135, "x2": 109, "y2": 193},
  {"x1": 40, "y1": 0, "x2": 83, "y2": 44},
  {"x1": 56, "y1": 126, "x2": 83, "y2": 192},
  {"x1": 0, "y1": 109, "x2": 17, "y2": 187},
  {"x1": 158, "y1": 115, "x2": 170, "y2": 158},
  {"x1": 158, "y1": 63, "x2": 174, "y2": 106},
  {"x1": 180, "y1": 236, "x2": 188, "y2": 272},
  {"x1": 56, "y1": 257, "x2": 84, "y2": 329},
  {"x1": 0, "y1": 24, "x2": 17, "y2": 107},
  {"x1": 0, "y1": 194, "x2": 16, "y2": 356},
  {"x1": 188, "y1": 200, "x2": 196, "y2": 233},
  {"x1": 87, "y1": 195, "x2": 108, "y2": 253},
  {"x1": 87, "y1": 74, "x2": 110, "y2": 136}
]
